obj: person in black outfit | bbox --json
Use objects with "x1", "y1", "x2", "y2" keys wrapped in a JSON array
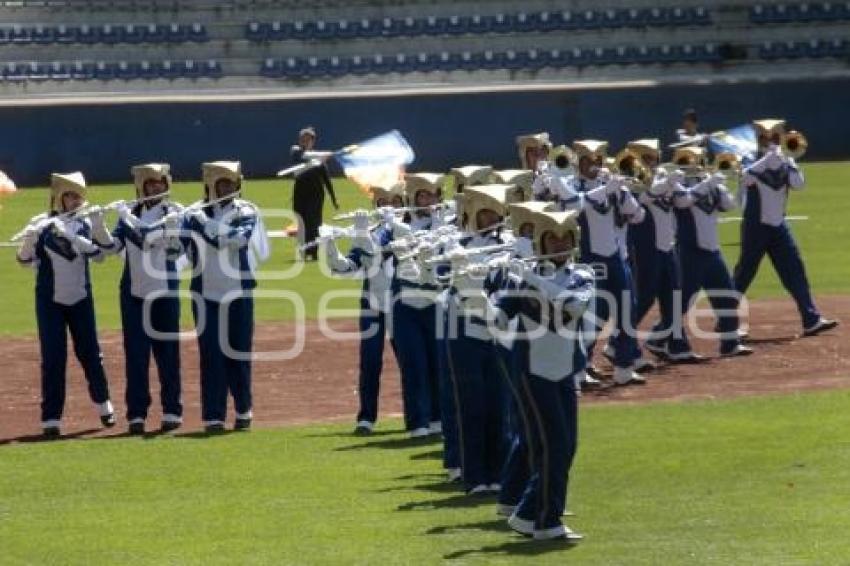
[{"x1": 290, "y1": 126, "x2": 339, "y2": 260}]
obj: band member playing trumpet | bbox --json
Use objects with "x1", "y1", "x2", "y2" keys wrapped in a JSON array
[
  {"x1": 671, "y1": 148, "x2": 752, "y2": 358},
  {"x1": 516, "y1": 132, "x2": 552, "y2": 174},
  {"x1": 15, "y1": 172, "x2": 116, "y2": 438},
  {"x1": 98, "y1": 163, "x2": 184, "y2": 435},
  {"x1": 182, "y1": 161, "x2": 268, "y2": 433},
  {"x1": 324, "y1": 182, "x2": 405, "y2": 435},
  {"x1": 733, "y1": 119, "x2": 837, "y2": 336}
]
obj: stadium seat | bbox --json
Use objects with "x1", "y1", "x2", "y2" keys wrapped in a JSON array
[
  {"x1": 182, "y1": 59, "x2": 202, "y2": 78},
  {"x1": 188, "y1": 23, "x2": 207, "y2": 42},
  {"x1": 137, "y1": 60, "x2": 156, "y2": 79},
  {"x1": 525, "y1": 48, "x2": 546, "y2": 70},
  {"x1": 10, "y1": 26, "x2": 32, "y2": 44},
  {"x1": 94, "y1": 61, "x2": 115, "y2": 80},
  {"x1": 645, "y1": 8, "x2": 670, "y2": 27},
  {"x1": 123, "y1": 24, "x2": 143, "y2": 44},
  {"x1": 268, "y1": 21, "x2": 289, "y2": 41},
  {"x1": 390, "y1": 53, "x2": 409, "y2": 73},
  {"x1": 569, "y1": 47, "x2": 591, "y2": 66},
  {"x1": 100, "y1": 24, "x2": 119, "y2": 44},
  {"x1": 260, "y1": 57, "x2": 280, "y2": 77},
  {"x1": 116, "y1": 61, "x2": 139, "y2": 80},
  {"x1": 422, "y1": 16, "x2": 447, "y2": 35},
  {"x1": 354, "y1": 19, "x2": 379, "y2": 39},
  {"x1": 379, "y1": 17, "x2": 403, "y2": 37},
  {"x1": 750, "y1": 4, "x2": 768, "y2": 23},
  {"x1": 167, "y1": 23, "x2": 188, "y2": 43},
  {"x1": 3, "y1": 62, "x2": 25, "y2": 82},
  {"x1": 580, "y1": 10, "x2": 602, "y2": 30},
  {"x1": 282, "y1": 57, "x2": 305, "y2": 78},
  {"x1": 336, "y1": 19, "x2": 356, "y2": 39},
  {"x1": 414, "y1": 52, "x2": 438, "y2": 73},
  {"x1": 0, "y1": 28, "x2": 8, "y2": 47},
  {"x1": 514, "y1": 12, "x2": 535, "y2": 32},
  {"x1": 348, "y1": 55, "x2": 371, "y2": 75},
  {"x1": 48, "y1": 61, "x2": 70, "y2": 80},
  {"x1": 159, "y1": 60, "x2": 181, "y2": 80},
  {"x1": 476, "y1": 50, "x2": 501, "y2": 70},
  {"x1": 400, "y1": 16, "x2": 424, "y2": 36},
  {"x1": 32, "y1": 25, "x2": 56, "y2": 44},
  {"x1": 435, "y1": 51, "x2": 460, "y2": 71},
  {"x1": 314, "y1": 20, "x2": 334, "y2": 39},
  {"x1": 694, "y1": 6, "x2": 712, "y2": 25},
  {"x1": 536, "y1": 11, "x2": 561, "y2": 32},
  {"x1": 70, "y1": 61, "x2": 94, "y2": 80},
  {"x1": 468, "y1": 14, "x2": 491, "y2": 34},
  {"x1": 246, "y1": 21, "x2": 267, "y2": 42},
  {"x1": 545, "y1": 48, "x2": 568, "y2": 68},
  {"x1": 491, "y1": 13, "x2": 514, "y2": 33},
  {"x1": 826, "y1": 37, "x2": 849, "y2": 57},
  {"x1": 304, "y1": 57, "x2": 325, "y2": 78},
  {"x1": 624, "y1": 8, "x2": 645, "y2": 27},
  {"x1": 328, "y1": 56, "x2": 351, "y2": 77},
  {"x1": 204, "y1": 59, "x2": 222, "y2": 78},
  {"x1": 602, "y1": 9, "x2": 625, "y2": 28}
]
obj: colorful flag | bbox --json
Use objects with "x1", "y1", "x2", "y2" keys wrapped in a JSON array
[
  {"x1": 708, "y1": 124, "x2": 758, "y2": 165},
  {"x1": 334, "y1": 130, "x2": 415, "y2": 193}
]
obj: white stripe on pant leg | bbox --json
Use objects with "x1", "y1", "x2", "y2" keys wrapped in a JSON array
[
  {"x1": 235, "y1": 411, "x2": 253, "y2": 420},
  {"x1": 98, "y1": 400, "x2": 114, "y2": 416},
  {"x1": 161, "y1": 414, "x2": 182, "y2": 423},
  {"x1": 41, "y1": 419, "x2": 61, "y2": 428}
]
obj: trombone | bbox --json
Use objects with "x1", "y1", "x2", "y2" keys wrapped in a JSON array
[{"x1": 612, "y1": 149, "x2": 653, "y2": 192}]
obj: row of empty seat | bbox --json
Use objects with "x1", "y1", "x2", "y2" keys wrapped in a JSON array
[
  {"x1": 1, "y1": 58, "x2": 222, "y2": 81},
  {"x1": 759, "y1": 38, "x2": 850, "y2": 59},
  {"x1": 259, "y1": 44, "x2": 722, "y2": 78},
  {"x1": 0, "y1": 22, "x2": 207, "y2": 45},
  {"x1": 750, "y1": 2, "x2": 850, "y2": 23},
  {"x1": 246, "y1": 6, "x2": 712, "y2": 42}
]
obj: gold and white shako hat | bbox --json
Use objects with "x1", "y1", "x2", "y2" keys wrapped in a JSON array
[
  {"x1": 370, "y1": 180, "x2": 406, "y2": 204},
  {"x1": 49, "y1": 171, "x2": 87, "y2": 213},
  {"x1": 516, "y1": 132, "x2": 552, "y2": 169},
  {"x1": 450, "y1": 165, "x2": 493, "y2": 193},
  {"x1": 752, "y1": 119, "x2": 786, "y2": 137},
  {"x1": 572, "y1": 140, "x2": 609, "y2": 161},
  {"x1": 626, "y1": 139, "x2": 661, "y2": 162},
  {"x1": 403, "y1": 172, "x2": 445, "y2": 205},
  {"x1": 462, "y1": 184, "x2": 514, "y2": 232},
  {"x1": 508, "y1": 201, "x2": 554, "y2": 240},
  {"x1": 202, "y1": 161, "x2": 242, "y2": 197},
  {"x1": 672, "y1": 146, "x2": 706, "y2": 168},
  {"x1": 131, "y1": 163, "x2": 171, "y2": 198},
  {"x1": 491, "y1": 169, "x2": 534, "y2": 201},
  {"x1": 528, "y1": 208, "x2": 581, "y2": 257}
]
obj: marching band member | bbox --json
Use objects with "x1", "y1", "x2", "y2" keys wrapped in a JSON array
[
  {"x1": 676, "y1": 108, "x2": 707, "y2": 147},
  {"x1": 515, "y1": 132, "x2": 552, "y2": 173},
  {"x1": 291, "y1": 126, "x2": 339, "y2": 261},
  {"x1": 98, "y1": 163, "x2": 184, "y2": 435},
  {"x1": 182, "y1": 161, "x2": 268, "y2": 433},
  {"x1": 624, "y1": 140, "x2": 687, "y2": 361},
  {"x1": 491, "y1": 169, "x2": 534, "y2": 202},
  {"x1": 733, "y1": 119, "x2": 837, "y2": 336},
  {"x1": 476, "y1": 208, "x2": 592, "y2": 542},
  {"x1": 560, "y1": 140, "x2": 645, "y2": 386},
  {"x1": 391, "y1": 173, "x2": 446, "y2": 438},
  {"x1": 671, "y1": 148, "x2": 752, "y2": 357},
  {"x1": 450, "y1": 164, "x2": 493, "y2": 194},
  {"x1": 531, "y1": 145, "x2": 576, "y2": 203},
  {"x1": 324, "y1": 182, "x2": 405, "y2": 435},
  {"x1": 16, "y1": 172, "x2": 115, "y2": 438},
  {"x1": 444, "y1": 185, "x2": 515, "y2": 494}
]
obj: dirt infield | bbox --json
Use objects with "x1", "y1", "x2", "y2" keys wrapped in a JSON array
[{"x1": 1, "y1": 296, "x2": 848, "y2": 443}]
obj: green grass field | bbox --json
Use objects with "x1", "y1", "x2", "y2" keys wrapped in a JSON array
[
  {"x1": 1, "y1": 161, "x2": 848, "y2": 335},
  {"x1": 1, "y1": 163, "x2": 848, "y2": 564},
  {"x1": 2, "y1": 390, "x2": 850, "y2": 565}
]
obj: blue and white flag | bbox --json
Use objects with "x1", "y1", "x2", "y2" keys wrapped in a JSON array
[
  {"x1": 334, "y1": 130, "x2": 415, "y2": 191},
  {"x1": 708, "y1": 124, "x2": 758, "y2": 164}
]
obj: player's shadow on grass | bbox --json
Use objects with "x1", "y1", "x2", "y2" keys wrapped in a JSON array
[
  {"x1": 427, "y1": 518, "x2": 508, "y2": 535},
  {"x1": 304, "y1": 430, "x2": 401, "y2": 439},
  {"x1": 410, "y1": 448, "x2": 443, "y2": 461},
  {"x1": 172, "y1": 430, "x2": 238, "y2": 439},
  {"x1": 0, "y1": 428, "x2": 101, "y2": 445},
  {"x1": 374, "y1": 481, "x2": 461, "y2": 495},
  {"x1": 396, "y1": 492, "x2": 497, "y2": 511},
  {"x1": 742, "y1": 335, "x2": 797, "y2": 346},
  {"x1": 443, "y1": 538, "x2": 578, "y2": 560},
  {"x1": 335, "y1": 435, "x2": 441, "y2": 452}
]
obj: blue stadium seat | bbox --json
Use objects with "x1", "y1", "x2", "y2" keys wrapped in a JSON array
[
  {"x1": 48, "y1": 62, "x2": 71, "y2": 80},
  {"x1": 354, "y1": 19, "x2": 379, "y2": 39},
  {"x1": 633, "y1": 45, "x2": 654, "y2": 63},
  {"x1": 0, "y1": 28, "x2": 8, "y2": 46},
  {"x1": 701, "y1": 43, "x2": 722, "y2": 62},
  {"x1": 70, "y1": 61, "x2": 94, "y2": 80},
  {"x1": 422, "y1": 16, "x2": 447, "y2": 35},
  {"x1": 669, "y1": 7, "x2": 691, "y2": 26},
  {"x1": 281, "y1": 57, "x2": 305, "y2": 78},
  {"x1": 268, "y1": 21, "x2": 290, "y2": 41},
  {"x1": 167, "y1": 23, "x2": 189, "y2": 43},
  {"x1": 26, "y1": 62, "x2": 49, "y2": 81},
  {"x1": 468, "y1": 14, "x2": 491, "y2": 34},
  {"x1": 32, "y1": 26, "x2": 56, "y2": 44},
  {"x1": 100, "y1": 24, "x2": 119, "y2": 44},
  {"x1": 348, "y1": 55, "x2": 371, "y2": 75},
  {"x1": 327, "y1": 56, "x2": 351, "y2": 77},
  {"x1": 379, "y1": 17, "x2": 403, "y2": 37},
  {"x1": 820, "y1": 2, "x2": 847, "y2": 21},
  {"x1": 514, "y1": 12, "x2": 535, "y2": 32},
  {"x1": 182, "y1": 60, "x2": 202, "y2": 79},
  {"x1": 77, "y1": 25, "x2": 99, "y2": 44},
  {"x1": 645, "y1": 8, "x2": 671, "y2": 27},
  {"x1": 491, "y1": 13, "x2": 514, "y2": 33},
  {"x1": 447, "y1": 15, "x2": 471, "y2": 35},
  {"x1": 157, "y1": 60, "x2": 179, "y2": 79},
  {"x1": 3, "y1": 62, "x2": 25, "y2": 81},
  {"x1": 579, "y1": 10, "x2": 602, "y2": 30},
  {"x1": 93, "y1": 62, "x2": 113, "y2": 80},
  {"x1": 144, "y1": 24, "x2": 166, "y2": 43},
  {"x1": 390, "y1": 53, "x2": 410, "y2": 73},
  {"x1": 314, "y1": 20, "x2": 334, "y2": 39},
  {"x1": 10, "y1": 26, "x2": 32, "y2": 44},
  {"x1": 204, "y1": 60, "x2": 222, "y2": 78},
  {"x1": 694, "y1": 6, "x2": 712, "y2": 25},
  {"x1": 536, "y1": 11, "x2": 561, "y2": 32},
  {"x1": 826, "y1": 37, "x2": 849, "y2": 57},
  {"x1": 304, "y1": 57, "x2": 325, "y2": 78},
  {"x1": 260, "y1": 58, "x2": 280, "y2": 77},
  {"x1": 413, "y1": 52, "x2": 438, "y2": 73},
  {"x1": 116, "y1": 61, "x2": 140, "y2": 80},
  {"x1": 502, "y1": 50, "x2": 523, "y2": 70},
  {"x1": 602, "y1": 9, "x2": 625, "y2": 28},
  {"x1": 750, "y1": 4, "x2": 769, "y2": 23},
  {"x1": 336, "y1": 19, "x2": 356, "y2": 39},
  {"x1": 456, "y1": 51, "x2": 477, "y2": 71},
  {"x1": 771, "y1": 4, "x2": 792, "y2": 23},
  {"x1": 785, "y1": 40, "x2": 806, "y2": 58},
  {"x1": 545, "y1": 48, "x2": 568, "y2": 68},
  {"x1": 624, "y1": 8, "x2": 645, "y2": 27},
  {"x1": 246, "y1": 21, "x2": 267, "y2": 42},
  {"x1": 613, "y1": 46, "x2": 636, "y2": 64},
  {"x1": 188, "y1": 23, "x2": 207, "y2": 42},
  {"x1": 137, "y1": 60, "x2": 156, "y2": 79},
  {"x1": 569, "y1": 47, "x2": 591, "y2": 67},
  {"x1": 400, "y1": 17, "x2": 424, "y2": 36},
  {"x1": 587, "y1": 47, "x2": 612, "y2": 65},
  {"x1": 124, "y1": 24, "x2": 143, "y2": 44},
  {"x1": 525, "y1": 48, "x2": 547, "y2": 70},
  {"x1": 480, "y1": 50, "x2": 504, "y2": 70},
  {"x1": 436, "y1": 51, "x2": 461, "y2": 71}
]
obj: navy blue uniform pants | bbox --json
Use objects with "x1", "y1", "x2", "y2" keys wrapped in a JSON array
[
  {"x1": 391, "y1": 302, "x2": 440, "y2": 431},
  {"x1": 120, "y1": 292, "x2": 182, "y2": 421},
  {"x1": 674, "y1": 247, "x2": 741, "y2": 354},
  {"x1": 447, "y1": 334, "x2": 506, "y2": 490},
  {"x1": 514, "y1": 371, "x2": 578, "y2": 531},
  {"x1": 437, "y1": 311, "x2": 460, "y2": 470},
  {"x1": 36, "y1": 295, "x2": 111, "y2": 423},
  {"x1": 583, "y1": 253, "x2": 639, "y2": 368},
  {"x1": 734, "y1": 221, "x2": 820, "y2": 328},
  {"x1": 356, "y1": 302, "x2": 395, "y2": 425},
  {"x1": 193, "y1": 296, "x2": 253, "y2": 424}
]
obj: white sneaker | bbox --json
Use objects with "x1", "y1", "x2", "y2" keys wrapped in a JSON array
[
  {"x1": 354, "y1": 420, "x2": 374, "y2": 434},
  {"x1": 633, "y1": 357, "x2": 655, "y2": 372},
  {"x1": 534, "y1": 524, "x2": 583, "y2": 543},
  {"x1": 468, "y1": 484, "x2": 490, "y2": 495},
  {"x1": 428, "y1": 421, "x2": 443, "y2": 435},
  {"x1": 613, "y1": 367, "x2": 646, "y2": 386},
  {"x1": 721, "y1": 344, "x2": 755, "y2": 358},
  {"x1": 496, "y1": 503, "x2": 516, "y2": 517},
  {"x1": 409, "y1": 427, "x2": 430, "y2": 438},
  {"x1": 507, "y1": 514, "x2": 535, "y2": 536},
  {"x1": 446, "y1": 468, "x2": 462, "y2": 482}
]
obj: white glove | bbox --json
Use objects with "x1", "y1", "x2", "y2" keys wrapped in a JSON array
[
  {"x1": 203, "y1": 218, "x2": 229, "y2": 240},
  {"x1": 596, "y1": 168, "x2": 612, "y2": 184},
  {"x1": 116, "y1": 202, "x2": 136, "y2": 223},
  {"x1": 163, "y1": 211, "x2": 182, "y2": 233},
  {"x1": 88, "y1": 206, "x2": 112, "y2": 244},
  {"x1": 708, "y1": 172, "x2": 726, "y2": 189},
  {"x1": 431, "y1": 207, "x2": 445, "y2": 230},
  {"x1": 60, "y1": 220, "x2": 78, "y2": 241},
  {"x1": 453, "y1": 265, "x2": 490, "y2": 312},
  {"x1": 648, "y1": 176, "x2": 669, "y2": 197},
  {"x1": 514, "y1": 237, "x2": 534, "y2": 259},
  {"x1": 352, "y1": 210, "x2": 370, "y2": 233},
  {"x1": 605, "y1": 176, "x2": 625, "y2": 196},
  {"x1": 18, "y1": 229, "x2": 39, "y2": 260},
  {"x1": 186, "y1": 208, "x2": 207, "y2": 226},
  {"x1": 324, "y1": 239, "x2": 351, "y2": 271},
  {"x1": 522, "y1": 264, "x2": 565, "y2": 303}
]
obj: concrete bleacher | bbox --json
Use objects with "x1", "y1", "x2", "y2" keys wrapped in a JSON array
[{"x1": 0, "y1": 0, "x2": 848, "y2": 97}]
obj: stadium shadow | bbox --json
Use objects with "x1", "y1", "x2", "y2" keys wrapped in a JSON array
[{"x1": 0, "y1": 427, "x2": 101, "y2": 445}]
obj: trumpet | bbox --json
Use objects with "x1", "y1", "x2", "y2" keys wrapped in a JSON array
[
  {"x1": 612, "y1": 149, "x2": 653, "y2": 192},
  {"x1": 782, "y1": 130, "x2": 807, "y2": 160},
  {"x1": 710, "y1": 152, "x2": 741, "y2": 174}
]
